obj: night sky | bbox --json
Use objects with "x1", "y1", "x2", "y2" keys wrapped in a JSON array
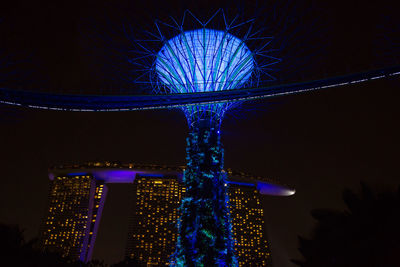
[{"x1": 0, "y1": 1, "x2": 399, "y2": 266}]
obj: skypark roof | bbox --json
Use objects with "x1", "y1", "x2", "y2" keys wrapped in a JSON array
[{"x1": 49, "y1": 161, "x2": 295, "y2": 197}]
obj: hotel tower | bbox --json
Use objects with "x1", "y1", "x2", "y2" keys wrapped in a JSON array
[{"x1": 39, "y1": 162, "x2": 294, "y2": 266}]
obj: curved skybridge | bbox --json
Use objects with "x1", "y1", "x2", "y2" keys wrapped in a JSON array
[{"x1": 1, "y1": 65, "x2": 399, "y2": 112}]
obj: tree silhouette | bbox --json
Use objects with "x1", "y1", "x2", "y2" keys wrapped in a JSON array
[
  {"x1": 292, "y1": 183, "x2": 400, "y2": 267},
  {"x1": 0, "y1": 222, "x2": 91, "y2": 266},
  {"x1": 111, "y1": 257, "x2": 141, "y2": 267},
  {"x1": 0, "y1": 223, "x2": 62, "y2": 266},
  {"x1": 0, "y1": 222, "x2": 143, "y2": 266}
]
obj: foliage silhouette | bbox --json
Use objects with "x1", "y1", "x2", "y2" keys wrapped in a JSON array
[
  {"x1": 111, "y1": 257, "x2": 141, "y2": 267},
  {"x1": 292, "y1": 182, "x2": 400, "y2": 267},
  {"x1": 0, "y1": 223, "x2": 107, "y2": 266}
]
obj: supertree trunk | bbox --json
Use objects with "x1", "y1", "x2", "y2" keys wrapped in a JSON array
[{"x1": 172, "y1": 118, "x2": 237, "y2": 267}]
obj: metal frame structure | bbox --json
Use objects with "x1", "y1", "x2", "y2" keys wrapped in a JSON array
[{"x1": 1, "y1": 7, "x2": 399, "y2": 267}]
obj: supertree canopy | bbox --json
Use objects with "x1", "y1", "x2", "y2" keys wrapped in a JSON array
[
  {"x1": 155, "y1": 28, "x2": 254, "y2": 123},
  {"x1": 1, "y1": 6, "x2": 400, "y2": 266},
  {"x1": 148, "y1": 10, "x2": 274, "y2": 267}
]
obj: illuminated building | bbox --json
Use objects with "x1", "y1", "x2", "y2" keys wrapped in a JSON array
[
  {"x1": 228, "y1": 182, "x2": 272, "y2": 267},
  {"x1": 3, "y1": 8, "x2": 398, "y2": 266},
  {"x1": 40, "y1": 162, "x2": 184, "y2": 263},
  {"x1": 125, "y1": 174, "x2": 185, "y2": 265},
  {"x1": 40, "y1": 162, "x2": 294, "y2": 264},
  {"x1": 39, "y1": 173, "x2": 107, "y2": 262},
  {"x1": 125, "y1": 172, "x2": 274, "y2": 266}
]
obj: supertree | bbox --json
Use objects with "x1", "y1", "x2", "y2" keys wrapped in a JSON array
[
  {"x1": 1, "y1": 4, "x2": 399, "y2": 265},
  {"x1": 130, "y1": 10, "x2": 280, "y2": 266}
]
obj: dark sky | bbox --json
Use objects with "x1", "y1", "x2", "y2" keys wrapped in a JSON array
[{"x1": 0, "y1": 1, "x2": 399, "y2": 266}]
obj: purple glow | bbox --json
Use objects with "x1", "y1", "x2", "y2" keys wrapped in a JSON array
[
  {"x1": 92, "y1": 170, "x2": 137, "y2": 183},
  {"x1": 48, "y1": 169, "x2": 294, "y2": 196},
  {"x1": 91, "y1": 169, "x2": 183, "y2": 183},
  {"x1": 256, "y1": 181, "x2": 295, "y2": 196},
  {"x1": 86, "y1": 185, "x2": 108, "y2": 261}
]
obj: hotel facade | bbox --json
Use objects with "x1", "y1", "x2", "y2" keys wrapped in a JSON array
[{"x1": 39, "y1": 162, "x2": 294, "y2": 266}]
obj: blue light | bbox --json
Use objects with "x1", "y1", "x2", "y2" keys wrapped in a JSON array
[
  {"x1": 150, "y1": 13, "x2": 264, "y2": 267},
  {"x1": 156, "y1": 29, "x2": 254, "y2": 93},
  {"x1": 67, "y1": 172, "x2": 88, "y2": 176},
  {"x1": 155, "y1": 28, "x2": 255, "y2": 121},
  {"x1": 226, "y1": 181, "x2": 255, "y2": 187},
  {"x1": 1, "y1": 66, "x2": 399, "y2": 111}
]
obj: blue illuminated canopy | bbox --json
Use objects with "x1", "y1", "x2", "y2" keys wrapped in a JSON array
[
  {"x1": 155, "y1": 28, "x2": 255, "y2": 121},
  {"x1": 155, "y1": 29, "x2": 254, "y2": 93}
]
